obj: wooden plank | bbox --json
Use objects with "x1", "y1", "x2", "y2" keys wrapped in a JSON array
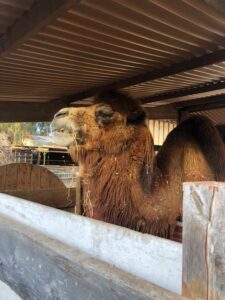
[
  {"x1": 4, "y1": 188, "x2": 76, "y2": 209},
  {"x1": 40, "y1": 168, "x2": 52, "y2": 189},
  {"x1": 17, "y1": 163, "x2": 31, "y2": 190},
  {"x1": 183, "y1": 182, "x2": 225, "y2": 299},
  {"x1": 4, "y1": 163, "x2": 18, "y2": 191},
  {"x1": 208, "y1": 184, "x2": 225, "y2": 299},
  {"x1": 0, "y1": 163, "x2": 68, "y2": 191},
  {"x1": 75, "y1": 176, "x2": 82, "y2": 215},
  {"x1": 30, "y1": 164, "x2": 41, "y2": 190},
  {"x1": 40, "y1": 166, "x2": 63, "y2": 189},
  {"x1": 0, "y1": 165, "x2": 6, "y2": 190}
]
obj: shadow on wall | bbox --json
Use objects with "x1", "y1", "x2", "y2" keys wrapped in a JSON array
[{"x1": 0, "y1": 281, "x2": 22, "y2": 300}]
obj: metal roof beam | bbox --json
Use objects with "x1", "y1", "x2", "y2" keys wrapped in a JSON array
[
  {"x1": 203, "y1": 0, "x2": 225, "y2": 12},
  {"x1": 140, "y1": 81, "x2": 225, "y2": 104},
  {"x1": 145, "y1": 105, "x2": 178, "y2": 120},
  {"x1": 0, "y1": 100, "x2": 65, "y2": 122},
  {"x1": 177, "y1": 94, "x2": 225, "y2": 113},
  {"x1": 59, "y1": 49, "x2": 225, "y2": 104},
  {"x1": 0, "y1": 0, "x2": 78, "y2": 57}
]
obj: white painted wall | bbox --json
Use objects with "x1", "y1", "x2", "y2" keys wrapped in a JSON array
[
  {"x1": 0, "y1": 193, "x2": 182, "y2": 294},
  {"x1": 0, "y1": 281, "x2": 22, "y2": 300}
]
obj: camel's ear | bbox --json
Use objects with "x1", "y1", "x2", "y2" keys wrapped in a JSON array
[
  {"x1": 95, "y1": 105, "x2": 114, "y2": 126},
  {"x1": 127, "y1": 108, "x2": 146, "y2": 124}
]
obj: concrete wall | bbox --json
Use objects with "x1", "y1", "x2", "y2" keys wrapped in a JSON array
[
  {"x1": 0, "y1": 281, "x2": 22, "y2": 300},
  {"x1": 0, "y1": 193, "x2": 182, "y2": 294},
  {"x1": 0, "y1": 216, "x2": 185, "y2": 300}
]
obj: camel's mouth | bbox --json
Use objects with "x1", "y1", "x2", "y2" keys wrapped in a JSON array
[
  {"x1": 51, "y1": 124, "x2": 74, "y2": 135},
  {"x1": 51, "y1": 107, "x2": 89, "y2": 149},
  {"x1": 50, "y1": 129, "x2": 74, "y2": 147},
  {"x1": 51, "y1": 117, "x2": 86, "y2": 147},
  {"x1": 51, "y1": 115, "x2": 75, "y2": 147}
]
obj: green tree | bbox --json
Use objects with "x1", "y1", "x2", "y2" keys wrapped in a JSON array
[{"x1": 0, "y1": 122, "x2": 51, "y2": 145}]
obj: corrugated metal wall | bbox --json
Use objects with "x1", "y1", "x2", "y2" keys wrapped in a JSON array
[{"x1": 148, "y1": 120, "x2": 177, "y2": 146}]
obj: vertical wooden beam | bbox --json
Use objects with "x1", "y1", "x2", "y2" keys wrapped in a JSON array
[
  {"x1": 75, "y1": 175, "x2": 82, "y2": 215},
  {"x1": 182, "y1": 182, "x2": 225, "y2": 299}
]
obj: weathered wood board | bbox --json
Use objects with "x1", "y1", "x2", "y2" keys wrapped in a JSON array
[
  {"x1": 75, "y1": 175, "x2": 82, "y2": 214},
  {"x1": 0, "y1": 163, "x2": 76, "y2": 209},
  {"x1": 183, "y1": 182, "x2": 225, "y2": 300},
  {"x1": 5, "y1": 188, "x2": 75, "y2": 208}
]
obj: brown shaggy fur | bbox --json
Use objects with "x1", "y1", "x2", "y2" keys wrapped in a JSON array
[{"x1": 52, "y1": 91, "x2": 225, "y2": 238}]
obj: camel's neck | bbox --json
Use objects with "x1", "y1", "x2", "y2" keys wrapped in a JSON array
[
  {"x1": 78, "y1": 126, "x2": 174, "y2": 235},
  {"x1": 80, "y1": 130, "x2": 180, "y2": 237},
  {"x1": 82, "y1": 150, "x2": 146, "y2": 223}
]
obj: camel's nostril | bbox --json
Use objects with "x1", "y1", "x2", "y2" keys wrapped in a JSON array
[{"x1": 55, "y1": 109, "x2": 69, "y2": 118}]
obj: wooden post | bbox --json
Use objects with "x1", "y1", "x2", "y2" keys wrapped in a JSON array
[
  {"x1": 182, "y1": 182, "x2": 225, "y2": 300},
  {"x1": 75, "y1": 175, "x2": 82, "y2": 215}
]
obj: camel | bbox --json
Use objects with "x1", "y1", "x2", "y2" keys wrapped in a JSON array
[{"x1": 51, "y1": 91, "x2": 225, "y2": 238}]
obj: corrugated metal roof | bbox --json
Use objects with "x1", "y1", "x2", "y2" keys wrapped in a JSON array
[
  {"x1": 121, "y1": 63, "x2": 225, "y2": 99},
  {"x1": 192, "y1": 108, "x2": 225, "y2": 125},
  {"x1": 0, "y1": 0, "x2": 35, "y2": 35},
  {"x1": 0, "y1": 0, "x2": 225, "y2": 123},
  {"x1": 0, "y1": 0, "x2": 225, "y2": 102}
]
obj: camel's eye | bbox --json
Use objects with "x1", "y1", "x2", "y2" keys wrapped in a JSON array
[
  {"x1": 54, "y1": 109, "x2": 69, "y2": 118},
  {"x1": 127, "y1": 109, "x2": 146, "y2": 124},
  {"x1": 95, "y1": 105, "x2": 114, "y2": 126}
]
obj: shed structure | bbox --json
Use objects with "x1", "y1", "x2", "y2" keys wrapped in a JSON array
[
  {"x1": 0, "y1": 0, "x2": 225, "y2": 127},
  {"x1": 1, "y1": 1, "x2": 225, "y2": 300}
]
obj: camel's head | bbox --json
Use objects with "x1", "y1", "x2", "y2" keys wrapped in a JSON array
[{"x1": 51, "y1": 91, "x2": 147, "y2": 160}]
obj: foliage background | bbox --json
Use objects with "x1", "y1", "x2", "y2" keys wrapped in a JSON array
[{"x1": 0, "y1": 122, "x2": 50, "y2": 144}]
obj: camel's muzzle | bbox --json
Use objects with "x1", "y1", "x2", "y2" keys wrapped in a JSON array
[
  {"x1": 51, "y1": 111, "x2": 75, "y2": 147},
  {"x1": 51, "y1": 109, "x2": 87, "y2": 147}
]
